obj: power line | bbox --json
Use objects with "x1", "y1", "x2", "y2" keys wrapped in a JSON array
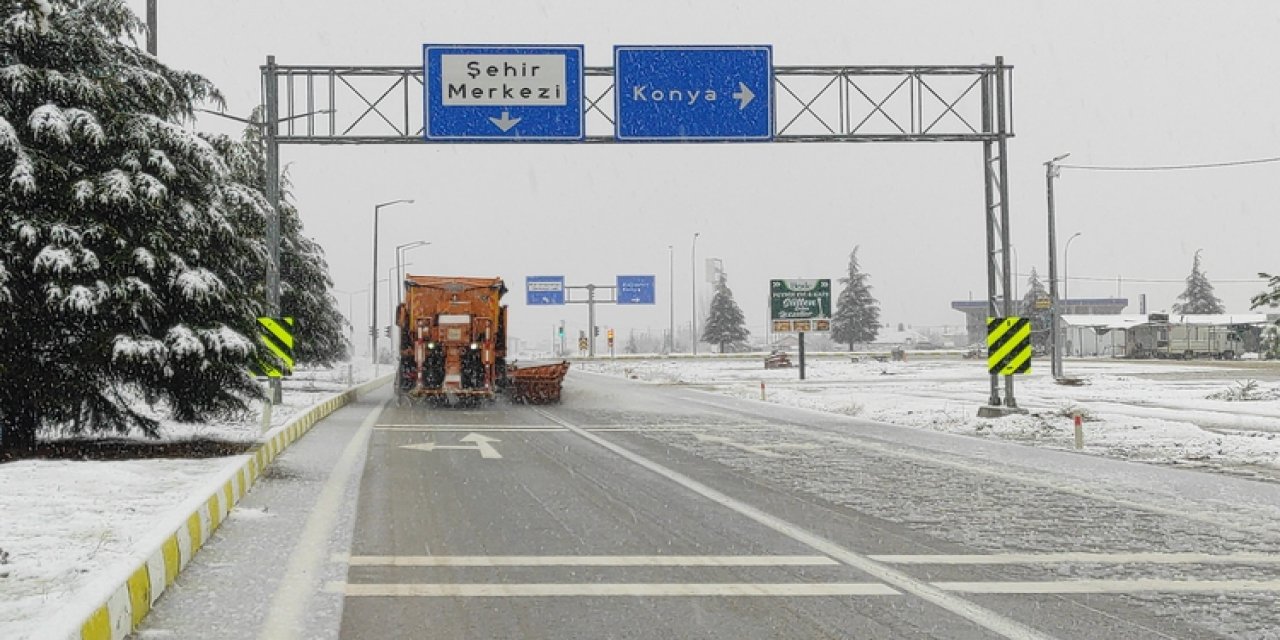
[
  {"x1": 1014, "y1": 273, "x2": 1265, "y2": 285},
  {"x1": 1060, "y1": 155, "x2": 1280, "y2": 172}
]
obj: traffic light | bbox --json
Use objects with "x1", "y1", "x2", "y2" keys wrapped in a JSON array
[
  {"x1": 594, "y1": 326, "x2": 600, "y2": 337},
  {"x1": 369, "y1": 325, "x2": 377, "y2": 337},
  {"x1": 558, "y1": 323, "x2": 565, "y2": 339},
  {"x1": 607, "y1": 328, "x2": 614, "y2": 341},
  {"x1": 384, "y1": 325, "x2": 391, "y2": 338}
]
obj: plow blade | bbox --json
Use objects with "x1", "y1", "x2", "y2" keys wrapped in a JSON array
[{"x1": 507, "y1": 361, "x2": 570, "y2": 404}]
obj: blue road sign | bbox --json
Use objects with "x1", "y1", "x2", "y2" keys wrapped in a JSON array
[
  {"x1": 614, "y1": 46, "x2": 773, "y2": 141},
  {"x1": 616, "y1": 275, "x2": 656, "y2": 305},
  {"x1": 526, "y1": 276, "x2": 566, "y2": 305},
  {"x1": 424, "y1": 45, "x2": 585, "y2": 141}
]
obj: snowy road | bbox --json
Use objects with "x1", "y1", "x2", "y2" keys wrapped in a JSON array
[{"x1": 139, "y1": 371, "x2": 1280, "y2": 639}]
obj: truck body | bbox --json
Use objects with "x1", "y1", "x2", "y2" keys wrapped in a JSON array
[{"x1": 394, "y1": 275, "x2": 567, "y2": 404}]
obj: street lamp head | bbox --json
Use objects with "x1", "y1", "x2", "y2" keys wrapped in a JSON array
[
  {"x1": 397, "y1": 240, "x2": 429, "y2": 251},
  {"x1": 1047, "y1": 152, "x2": 1071, "y2": 165},
  {"x1": 376, "y1": 198, "x2": 415, "y2": 209}
]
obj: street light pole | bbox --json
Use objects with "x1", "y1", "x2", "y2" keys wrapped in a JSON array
[
  {"x1": 333, "y1": 288, "x2": 369, "y2": 348},
  {"x1": 387, "y1": 263, "x2": 413, "y2": 349},
  {"x1": 691, "y1": 232, "x2": 700, "y2": 356},
  {"x1": 395, "y1": 240, "x2": 430, "y2": 309},
  {"x1": 146, "y1": 0, "x2": 157, "y2": 55},
  {"x1": 1045, "y1": 153, "x2": 1069, "y2": 379},
  {"x1": 1064, "y1": 232, "x2": 1083, "y2": 301},
  {"x1": 1010, "y1": 244, "x2": 1019, "y2": 301},
  {"x1": 370, "y1": 199, "x2": 414, "y2": 374},
  {"x1": 1063, "y1": 232, "x2": 1082, "y2": 360},
  {"x1": 668, "y1": 245, "x2": 674, "y2": 354}
]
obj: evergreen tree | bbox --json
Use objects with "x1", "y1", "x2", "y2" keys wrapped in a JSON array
[
  {"x1": 830, "y1": 247, "x2": 881, "y2": 350},
  {"x1": 1018, "y1": 268, "x2": 1052, "y2": 350},
  {"x1": 701, "y1": 273, "x2": 749, "y2": 352},
  {"x1": 0, "y1": 1, "x2": 266, "y2": 453},
  {"x1": 236, "y1": 113, "x2": 347, "y2": 364},
  {"x1": 1251, "y1": 272, "x2": 1280, "y2": 310},
  {"x1": 1172, "y1": 250, "x2": 1224, "y2": 315}
]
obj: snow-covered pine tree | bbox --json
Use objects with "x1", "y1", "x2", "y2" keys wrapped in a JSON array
[
  {"x1": 235, "y1": 112, "x2": 348, "y2": 365},
  {"x1": 1018, "y1": 267, "x2": 1052, "y2": 350},
  {"x1": 701, "y1": 273, "x2": 749, "y2": 353},
  {"x1": 830, "y1": 247, "x2": 881, "y2": 350},
  {"x1": 1172, "y1": 250, "x2": 1224, "y2": 315},
  {"x1": 1251, "y1": 272, "x2": 1280, "y2": 310},
  {"x1": 0, "y1": 1, "x2": 267, "y2": 453}
]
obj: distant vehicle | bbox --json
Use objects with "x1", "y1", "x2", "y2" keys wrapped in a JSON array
[
  {"x1": 1130, "y1": 321, "x2": 1247, "y2": 360},
  {"x1": 394, "y1": 275, "x2": 568, "y2": 405},
  {"x1": 764, "y1": 350, "x2": 792, "y2": 369}
]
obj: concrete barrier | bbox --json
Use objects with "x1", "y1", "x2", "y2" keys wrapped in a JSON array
[{"x1": 61, "y1": 374, "x2": 391, "y2": 640}]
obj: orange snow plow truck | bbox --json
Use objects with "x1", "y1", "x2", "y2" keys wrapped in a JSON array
[{"x1": 394, "y1": 275, "x2": 569, "y2": 405}]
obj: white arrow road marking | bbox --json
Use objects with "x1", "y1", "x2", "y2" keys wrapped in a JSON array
[
  {"x1": 401, "y1": 432, "x2": 502, "y2": 459},
  {"x1": 694, "y1": 433, "x2": 817, "y2": 458},
  {"x1": 488, "y1": 111, "x2": 521, "y2": 132},
  {"x1": 732, "y1": 82, "x2": 755, "y2": 110}
]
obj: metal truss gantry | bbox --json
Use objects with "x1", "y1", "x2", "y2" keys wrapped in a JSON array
[{"x1": 259, "y1": 56, "x2": 1018, "y2": 407}]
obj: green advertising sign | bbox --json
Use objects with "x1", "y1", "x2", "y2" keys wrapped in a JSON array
[{"x1": 770, "y1": 279, "x2": 831, "y2": 333}]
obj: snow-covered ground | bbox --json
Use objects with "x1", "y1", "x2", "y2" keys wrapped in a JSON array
[
  {"x1": 578, "y1": 356, "x2": 1280, "y2": 479},
  {"x1": 0, "y1": 360, "x2": 380, "y2": 640}
]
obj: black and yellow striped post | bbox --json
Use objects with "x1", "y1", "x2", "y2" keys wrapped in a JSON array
[
  {"x1": 251, "y1": 316, "x2": 295, "y2": 379},
  {"x1": 987, "y1": 316, "x2": 1032, "y2": 376}
]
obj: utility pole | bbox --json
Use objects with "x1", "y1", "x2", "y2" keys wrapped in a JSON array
[
  {"x1": 369, "y1": 199, "x2": 415, "y2": 375},
  {"x1": 587, "y1": 284, "x2": 597, "y2": 357},
  {"x1": 668, "y1": 245, "x2": 674, "y2": 354},
  {"x1": 691, "y1": 232, "x2": 700, "y2": 355},
  {"x1": 146, "y1": 0, "x2": 157, "y2": 55},
  {"x1": 263, "y1": 55, "x2": 281, "y2": 402},
  {"x1": 1045, "y1": 153, "x2": 1070, "y2": 380}
]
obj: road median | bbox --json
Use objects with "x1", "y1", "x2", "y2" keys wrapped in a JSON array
[{"x1": 40, "y1": 374, "x2": 390, "y2": 640}]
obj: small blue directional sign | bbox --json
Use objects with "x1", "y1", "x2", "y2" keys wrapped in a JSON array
[
  {"x1": 424, "y1": 45, "x2": 585, "y2": 141},
  {"x1": 616, "y1": 275, "x2": 656, "y2": 305},
  {"x1": 526, "y1": 276, "x2": 566, "y2": 305},
  {"x1": 614, "y1": 45, "x2": 773, "y2": 141}
]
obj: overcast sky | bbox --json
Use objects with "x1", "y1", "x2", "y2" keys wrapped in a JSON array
[{"x1": 127, "y1": 0, "x2": 1280, "y2": 352}]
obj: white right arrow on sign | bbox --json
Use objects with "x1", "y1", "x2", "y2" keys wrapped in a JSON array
[{"x1": 732, "y1": 82, "x2": 755, "y2": 110}]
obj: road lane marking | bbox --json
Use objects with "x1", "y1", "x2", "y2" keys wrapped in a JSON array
[
  {"x1": 937, "y1": 579, "x2": 1280, "y2": 594},
  {"x1": 400, "y1": 433, "x2": 502, "y2": 458},
  {"x1": 257, "y1": 398, "x2": 387, "y2": 640},
  {"x1": 871, "y1": 552, "x2": 1280, "y2": 565},
  {"x1": 332, "y1": 582, "x2": 898, "y2": 597},
  {"x1": 533, "y1": 408, "x2": 1056, "y2": 640},
  {"x1": 377, "y1": 425, "x2": 563, "y2": 431},
  {"x1": 694, "y1": 433, "x2": 819, "y2": 458},
  {"x1": 343, "y1": 555, "x2": 840, "y2": 567}
]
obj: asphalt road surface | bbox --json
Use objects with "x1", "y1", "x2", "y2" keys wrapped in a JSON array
[{"x1": 140, "y1": 370, "x2": 1280, "y2": 639}]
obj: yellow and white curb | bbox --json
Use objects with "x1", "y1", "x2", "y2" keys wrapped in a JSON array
[{"x1": 67, "y1": 374, "x2": 390, "y2": 640}]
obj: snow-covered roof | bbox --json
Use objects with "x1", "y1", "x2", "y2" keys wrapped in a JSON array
[
  {"x1": 1060, "y1": 315, "x2": 1150, "y2": 330},
  {"x1": 870, "y1": 329, "x2": 932, "y2": 345},
  {"x1": 1062, "y1": 313, "x2": 1271, "y2": 329},
  {"x1": 1170, "y1": 314, "x2": 1268, "y2": 325}
]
